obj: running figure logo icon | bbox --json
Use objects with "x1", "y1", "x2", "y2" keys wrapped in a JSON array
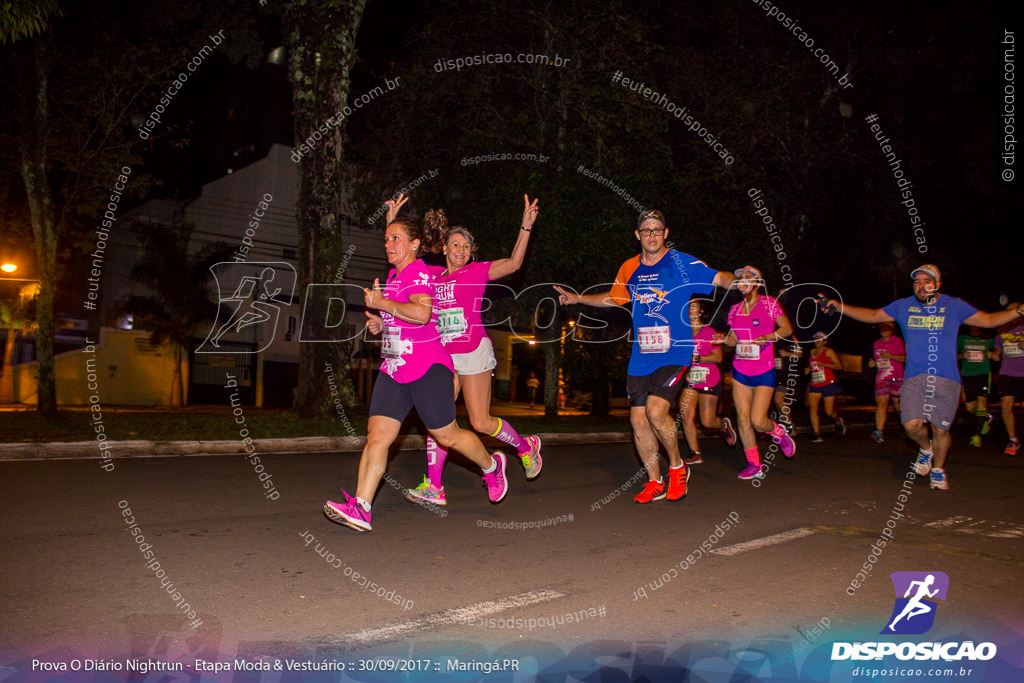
[
  {"x1": 880, "y1": 571, "x2": 949, "y2": 635},
  {"x1": 197, "y1": 262, "x2": 296, "y2": 354}
]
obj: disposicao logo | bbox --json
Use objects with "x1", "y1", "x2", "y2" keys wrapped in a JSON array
[
  {"x1": 831, "y1": 571, "x2": 997, "y2": 662},
  {"x1": 881, "y1": 571, "x2": 948, "y2": 635}
]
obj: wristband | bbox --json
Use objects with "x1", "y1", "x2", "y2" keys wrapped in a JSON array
[{"x1": 521, "y1": 226, "x2": 532, "y2": 232}]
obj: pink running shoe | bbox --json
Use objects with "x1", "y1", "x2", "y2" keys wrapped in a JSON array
[
  {"x1": 520, "y1": 435, "x2": 543, "y2": 479},
  {"x1": 773, "y1": 430, "x2": 796, "y2": 458},
  {"x1": 721, "y1": 416, "x2": 738, "y2": 447},
  {"x1": 324, "y1": 491, "x2": 372, "y2": 532},
  {"x1": 482, "y1": 452, "x2": 508, "y2": 503},
  {"x1": 737, "y1": 463, "x2": 764, "y2": 480}
]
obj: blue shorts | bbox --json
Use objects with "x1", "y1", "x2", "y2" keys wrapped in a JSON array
[
  {"x1": 732, "y1": 368, "x2": 776, "y2": 388},
  {"x1": 808, "y1": 382, "x2": 843, "y2": 397}
]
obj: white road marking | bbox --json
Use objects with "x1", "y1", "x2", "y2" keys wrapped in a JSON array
[
  {"x1": 342, "y1": 589, "x2": 565, "y2": 646},
  {"x1": 926, "y1": 516, "x2": 1024, "y2": 538},
  {"x1": 927, "y1": 515, "x2": 973, "y2": 528},
  {"x1": 711, "y1": 527, "x2": 817, "y2": 557}
]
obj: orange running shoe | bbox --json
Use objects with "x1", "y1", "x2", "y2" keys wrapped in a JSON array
[
  {"x1": 633, "y1": 479, "x2": 666, "y2": 504},
  {"x1": 666, "y1": 464, "x2": 691, "y2": 502}
]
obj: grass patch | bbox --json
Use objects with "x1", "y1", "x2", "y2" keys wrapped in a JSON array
[{"x1": 0, "y1": 408, "x2": 629, "y2": 443}]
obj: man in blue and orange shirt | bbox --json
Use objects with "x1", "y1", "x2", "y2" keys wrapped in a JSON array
[{"x1": 555, "y1": 210, "x2": 735, "y2": 503}]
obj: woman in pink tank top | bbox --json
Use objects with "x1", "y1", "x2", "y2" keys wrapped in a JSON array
[
  {"x1": 715, "y1": 265, "x2": 796, "y2": 480},
  {"x1": 323, "y1": 214, "x2": 511, "y2": 532},
  {"x1": 387, "y1": 194, "x2": 544, "y2": 508}
]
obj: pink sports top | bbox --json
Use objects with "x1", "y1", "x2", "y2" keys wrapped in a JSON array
[
  {"x1": 686, "y1": 324, "x2": 721, "y2": 389},
  {"x1": 431, "y1": 260, "x2": 493, "y2": 355},
  {"x1": 727, "y1": 295, "x2": 783, "y2": 376},
  {"x1": 378, "y1": 259, "x2": 453, "y2": 383}
]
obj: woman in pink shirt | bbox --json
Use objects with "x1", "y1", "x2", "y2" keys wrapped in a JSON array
[
  {"x1": 323, "y1": 217, "x2": 510, "y2": 532},
  {"x1": 387, "y1": 194, "x2": 543, "y2": 508},
  {"x1": 678, "y1": 299, "x2": 738, "y2": 465},
  {"x1": 868, "y1": 321, "x2": 906, "y2": 443},
  {"x1": 717, "y1": 266, "x2": 796, "y2": 479}
]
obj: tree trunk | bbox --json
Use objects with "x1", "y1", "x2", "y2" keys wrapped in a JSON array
[
  {"x1": 543, "y1": 342, "x2": 560, "y2": 418},
  {"x1": 170, "y1": 343, "x2": 183, "y2": 407},
  {"x1": 285, "y1": 0, "x2": 365, "y2": 417},
  {"x1": 17, "y1": 37, "x2": 59, "y2": 415},
  {"x1": 0, "y1": 329, "x2": 17, "y2": 403}
]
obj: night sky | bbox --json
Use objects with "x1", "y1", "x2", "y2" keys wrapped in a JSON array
[{"x1": 3, "y1": 0, "x2": 1021, "y2": 351}]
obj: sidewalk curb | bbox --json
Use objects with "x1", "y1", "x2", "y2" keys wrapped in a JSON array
[{"x1": 0, "y1": 432, "x2": 637, "y2": 461}]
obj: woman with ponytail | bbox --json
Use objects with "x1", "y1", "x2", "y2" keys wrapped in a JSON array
[
  {"x1": 387, "y1": 193, "x2": 543, "y2": 508},
  {"x1": 323, "y1": 211, "x2": 510, "y2": 532}
]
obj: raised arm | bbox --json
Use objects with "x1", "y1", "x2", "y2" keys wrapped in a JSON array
[
  {"x1": 964, "y1": 304, "x2": 1023, "y2": 329},
  {"x1": 713, "y1": 270, "x2": 737, "y2": 290},
  {"x1": 553, "y1": 285, "x2": 622, "y2": 308},
  {"x1": 488, "y1": 194, "x2": 539, "y2": 280},
  {"x1": 385, "y1": 193, "x2": 409, "y2": 225},
  {"x1": 825, "y1": 299, "x2": 896, "y2": 325}
]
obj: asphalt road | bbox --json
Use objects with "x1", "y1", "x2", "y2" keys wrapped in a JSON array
[{"x1": 2, "y1": 431, "x2": 1022, "y2": 679}]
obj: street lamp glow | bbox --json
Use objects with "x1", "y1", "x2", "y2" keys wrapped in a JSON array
[{"x1": 1, "y1": 264, "x2": 16, "y2": 273}]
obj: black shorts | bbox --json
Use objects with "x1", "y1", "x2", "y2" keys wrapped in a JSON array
[
  {"x1": 683, "y1": 378, "x2": 723, "y2": 397},
  {"x1": 998, "y1": 375, "x2": 1024, "y2": 399},
  {"x1": 627, "y1": 365, "x2": 688, "y2": 407},
  {"x1": 961, "y1": 374, "x2": 991, "y2": 400},
  {"x1": 368, "y1": 363, "x2": 457, "y2": 430}
]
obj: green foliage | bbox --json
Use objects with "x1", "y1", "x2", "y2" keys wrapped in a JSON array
[{"x1": 0, "y1": 0, "x2": 61, "y2": 45}]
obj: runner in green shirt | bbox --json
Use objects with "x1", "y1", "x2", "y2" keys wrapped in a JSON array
[{"x1": 957, "y1": 326, "x2": 998, "y2": 447}]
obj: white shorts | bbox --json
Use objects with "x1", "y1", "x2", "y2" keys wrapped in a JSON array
[{"x1": 451, "y1": 336, "x2": 498, "y2": 375}]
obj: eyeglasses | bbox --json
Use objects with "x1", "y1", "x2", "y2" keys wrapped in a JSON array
[{"x1": 638, "y1": 228, "x2": 666, "y2": 237}]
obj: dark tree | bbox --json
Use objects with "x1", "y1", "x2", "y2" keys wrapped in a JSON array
[{"x1": 283, "y1": 0, "x2": 367, "y2": 416}]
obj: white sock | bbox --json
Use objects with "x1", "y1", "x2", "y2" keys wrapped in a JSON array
[{"x1": 356, "y1": 497, "x2": 371, "y2": 511}]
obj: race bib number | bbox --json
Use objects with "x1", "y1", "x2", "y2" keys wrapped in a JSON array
[
  {"x1": 877, "y1": 358, "x2": 891, "y2": 369},
  {"x1": 1004, "y1": 343, "x2": 1024, "y2": 357},
  {"x1": 687, "y1": 366, "x2": 709, "y2": 385},
  {"x1": 638, "y1": 326, "x2": 671, "y2": 353},
  {"x1": 967, "y1": 349, "x2": 984, "y2": 363},
  {"x1": 736, "y1": 342, "x2": 759, "y2": 360},
  {"x1": 437, "y1": 307, "x2": 467, "y2": 338},
  {"x1": 812, "y1": 369, "x2": 826, "y2": 384},
  {"x1": 382, "y1": 327, "x2": 403, "y2": 358}
]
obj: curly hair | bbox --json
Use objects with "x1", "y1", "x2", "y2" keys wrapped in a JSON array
[
  {"x1": 421, "y1": 208, "x2": 449, "y2": 255},
  {"x1": 390, "y1": 209, "x2": 478, "y2": 259}
]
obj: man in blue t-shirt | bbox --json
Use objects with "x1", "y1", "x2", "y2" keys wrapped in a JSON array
[
  {"x1": 825, "y1": 264, "x2": 1022, "y2": 491},
  {"x1": 555, "y1": 209, "x2": 735, "y2": 503}
]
